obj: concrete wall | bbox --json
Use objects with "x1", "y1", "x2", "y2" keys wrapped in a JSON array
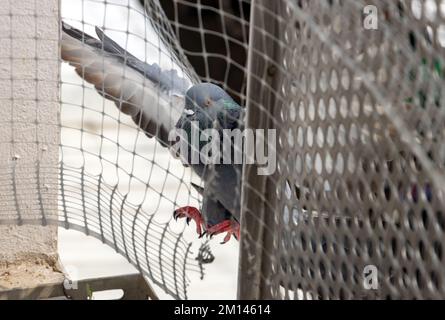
[{"x1": 0, "y1": 0, "x2": 62, "y2": 289}]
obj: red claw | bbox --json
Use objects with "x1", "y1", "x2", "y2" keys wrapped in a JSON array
[
  {"x1": 206, "y1": 220, "x2": 240, "y2": 244},
  {"x1": 173, "y1": 206, "x2": 205, "y2": 236}
]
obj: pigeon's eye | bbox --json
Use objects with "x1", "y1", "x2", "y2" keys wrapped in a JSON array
[
  {"x1": 204, "y1": 98, "x2": 212, "y2": 107},
  {"x1": 184, "y1": 109, "x2": 195, "y2": 116}
]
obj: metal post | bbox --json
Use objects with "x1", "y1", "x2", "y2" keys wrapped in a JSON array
[{"x1": 238, "y1": 0, "x2": 285, "y2": 299}]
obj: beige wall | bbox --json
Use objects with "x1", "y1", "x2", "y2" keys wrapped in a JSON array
[{"x1": 0, "y1": 0, "x2": 61, "y2": 287}]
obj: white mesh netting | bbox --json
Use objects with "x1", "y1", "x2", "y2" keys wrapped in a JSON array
[{"x1": 3, "y1": 0, "x2": 445, "y2": 300}]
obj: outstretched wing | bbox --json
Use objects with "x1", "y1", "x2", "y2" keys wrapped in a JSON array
[{"x1": 61, "y1": 22, "x2": 192, "y2": 146}]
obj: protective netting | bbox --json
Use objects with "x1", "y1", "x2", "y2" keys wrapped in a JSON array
[
  {"x1": 59, "y1": 0, "x2": 204, "y2": 299},
  {"x1": 144, "y1": 0, "x2": 251, "y2": 104},
  {"x1": 3, "y1": 0, "x2": 445, "y2": 301},
  {"x1": 1, "y1": 0, "x2": 246, "y2": 300},
  {"x1": 239, "y1": 0, "x2": 445, "y2": 299},
  {"x1": 58, "y1": 0, "x2": 250, "y2": 299}
]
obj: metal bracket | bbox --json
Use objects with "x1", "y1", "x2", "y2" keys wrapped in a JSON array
[{"x1": 0, "y1": 273, "x2": 158, "y2": 300}]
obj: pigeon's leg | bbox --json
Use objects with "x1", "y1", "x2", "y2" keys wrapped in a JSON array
[
  {"x1": 173, "y1": 206, "x2": 205, "y2": 236},
  {"x1": 206, "y1": 220, "x2": 240, "y2": 244}
]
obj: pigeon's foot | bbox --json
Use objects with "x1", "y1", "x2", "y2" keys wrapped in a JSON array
[
  {"x1": 173, "y1": 206, "x2": 205, "y2": 236},
  {"x1": 205, "y1": 220, "x2": 240, "y2": 244}
]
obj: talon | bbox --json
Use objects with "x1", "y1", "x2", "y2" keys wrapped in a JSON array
[
  {"x1": 173, "y1": 206, "x2": 205, "y2": 237},
  {"x1": 222, "y1": 232, "x2": 232, "y2": 244},
  {"x1": 173, "y1": 210, "x2": 183, "y2": 221},
  {"x1": 206, "y1": 220, "x2": 240, "y2": 244}
]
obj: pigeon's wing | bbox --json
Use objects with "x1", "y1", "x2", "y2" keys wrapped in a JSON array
[
  {"x1": 209, "y1": 164, "x2": 242, "y2": 221},
  {"x1": 194, "y1": 163, "x2": 242, "y2": 223},
  {"x1": 61, "y1": 22, "x2": 191, "y2": 146}
]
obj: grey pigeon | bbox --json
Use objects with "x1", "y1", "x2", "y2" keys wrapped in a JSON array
[{"x1": 61, "y1": 22, "x2": 243, "y2": 243}]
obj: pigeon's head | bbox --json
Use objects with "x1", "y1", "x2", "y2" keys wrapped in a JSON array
[
  {"x1": 174, "y1": 83, "x2": 242, "y2": 163},
  {"x1": 183, "y1": 83, "x2": 236, "y2": 122},
  {"x1": 176, "y1": 82, "x2": 242, "y2": 145}
]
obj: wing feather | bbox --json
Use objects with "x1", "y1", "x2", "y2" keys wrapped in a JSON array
[{"x1": 61, "y1": 22, "x2": 190, "y2": 147}]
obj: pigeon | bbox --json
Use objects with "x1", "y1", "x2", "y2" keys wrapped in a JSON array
[{"x1": 61, "y1": 22, "x2": 243, "y2": 243}]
